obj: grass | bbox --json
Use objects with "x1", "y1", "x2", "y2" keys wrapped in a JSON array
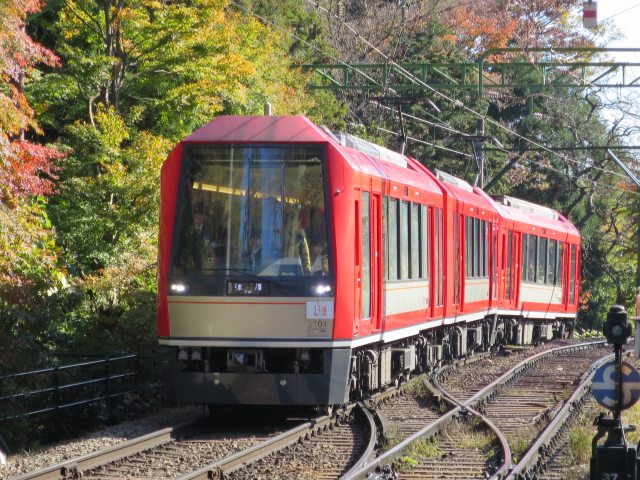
[
  {"x1": 567, "y1": 424, "x2": 592, "y2": 465},
  {"x1": 397, "y1": 436, "x2": 443, "y2": 469},
  {"x1": 509, "y1": 432, "x2": 533, "y2": 462},
  {"x1": 453, "y1": 426, "x2": 494, "y2": 450},
  {"x1": 382, "y1": 426, "x2": 403, "y2": 450},
  {"x1": 405, "y1": 375, "x2": 430, "y2": 398}
]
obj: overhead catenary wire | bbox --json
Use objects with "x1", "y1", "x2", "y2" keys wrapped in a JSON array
[
  {"x1": 228, "y1": 1, "x2": 477, "y2": 158},
  {"x1": 304, "y1": 0, "x2": 639, "y2": 183},
  {"x1": 230, "y1": 0, "x2": 638, "y2": 192}
]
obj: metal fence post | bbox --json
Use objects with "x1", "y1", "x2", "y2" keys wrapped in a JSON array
[
  {"x1": 105, "y1": 356, "x2": 112, "y2": 420},
  {"x1": 53, "y1": 366, "x2": 59, "y2": 412}
]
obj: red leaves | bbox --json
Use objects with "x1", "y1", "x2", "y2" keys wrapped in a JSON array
[
  {"x1": 1, "y1": 141, "x2": 63, "y2": 201},
  {"x1": 0, "y1": 0, "x2": 63, "y2": 204}
]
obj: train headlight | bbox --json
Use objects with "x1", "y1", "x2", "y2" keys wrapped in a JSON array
[
  {"x1": 314, "y1": 284, "x2": 332, "y2": 295},
  {"x1": 191, "y1": 349, "x2": 202, "y2": 362},
  {"x1": 170, "y1": 282, "x2": 190, "y2": 294},
  {"x1": 177, "y1": 348, "x2": 189, "y2": 361}
]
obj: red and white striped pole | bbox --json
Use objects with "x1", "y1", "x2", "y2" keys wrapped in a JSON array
[{"x1": 583, "y1": 1, "x2": 597, "y2": 28}]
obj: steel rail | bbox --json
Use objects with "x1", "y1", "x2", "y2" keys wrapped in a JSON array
[
  {"x1": 336, "y1": 403, "x2": 378, "y2": 478},
  {"x1": 176, "y1": 403, "x2": 373, "y2": 480},
  {"x1": 506, "y1": 349, "x2": 629, "y2": 479},
  {"x1": 10, "y1": 418, "x2": 205, "y2": 480},
  {"x1": 432, "y1": 364, "x2": 512, "y2": 479},
  {"x1": 340, "y1": 340, "x2": 607, "y2": 480}
]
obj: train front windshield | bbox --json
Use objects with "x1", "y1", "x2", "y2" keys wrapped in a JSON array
[{"x1": 171, "y1": 145, "x2": 329, "y2": 279}]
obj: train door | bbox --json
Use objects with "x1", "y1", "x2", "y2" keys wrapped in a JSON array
[
  {"x1": 563, "y1": 243, "x2": 578, "y2": 310},
  {"x1": 355, "y1": 192, "x2": 382, "y2": 336},
  {"x1": 431, "y1": 206, "x2": 445, "y2": 318},
  {"x1": 500, "y1": 229, "x2": 517, "y2": 310},
  {"x1": 371, "y1": 194, "x2": 382, "y2": 332},
  {"x1": 511, "y1": 231, "x2": 522, "y2": 306}
]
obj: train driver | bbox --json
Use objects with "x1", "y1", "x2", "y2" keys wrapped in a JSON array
[{"x1": 243, "y1": 229, "x2": 263, "y2": 272}]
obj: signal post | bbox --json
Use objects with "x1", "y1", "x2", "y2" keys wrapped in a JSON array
[{"x1": 591, "y1": 305, "x2": 640, "y2": 479}]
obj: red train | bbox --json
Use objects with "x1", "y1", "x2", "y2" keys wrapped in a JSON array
[{"x1": 157, "y1": 115, "x2": 580, "y2": 408}]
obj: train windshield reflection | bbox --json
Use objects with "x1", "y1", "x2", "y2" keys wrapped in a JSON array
[{"x1": 171, "y1": 145, "x2": 329, "y2": 278}]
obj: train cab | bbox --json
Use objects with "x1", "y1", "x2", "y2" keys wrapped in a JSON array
[{"x1": 157, "y1": 116, "x2": 350, "y2": 406}]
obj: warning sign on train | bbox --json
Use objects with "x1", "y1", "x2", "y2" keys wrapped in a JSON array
[{"x1": 592, "y1": 361, "x2": 640, "y2": 411}]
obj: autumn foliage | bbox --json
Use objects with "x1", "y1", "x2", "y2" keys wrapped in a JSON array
[{"x1": 0, "y1": 0, "x2": 62, "y2": 204}]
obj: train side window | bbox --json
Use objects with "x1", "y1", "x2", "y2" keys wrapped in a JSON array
[
  {"x1": 479, "y1": 219, "x2": 485, "y2": 278},
  {"x1": 569, "y1": 244, "x2": 577, "y2": 304},
  {"x1": 465, "y1": 216, "x2": 472, "y2": 278},
  {"x1": 453, "y1": 213, "x2": 461, "y2": 304},
  {"x1": 527, "y1": 235, "x2": 537, "y2": 283},
  {"x1": 382, "y1": 197, "x2": 388, "y2": 281},
  {"x1": 556, "y1": 243, "x2": 564, "y2": 286},
  {"x1": 506, "y1": 230, "x2": 513, "y2": 300},
  {"x1": 388, "y1": 198, "x2": 398, "y2": 280},
  {"x1": 473, "y1": 218, "x2": 483, "y2": 278},
  {"x1": 435, "y1": 208, "x2": 444, "y2": 306},
  {"x1": 492, "y1": 224, "x2": 497, "y2": 296},
  {"x1": 421, "y1": 206, "x2": 429, "y2": 280},
  {"x1": 361, "y1": 192, "x2": 370, "y2": 319},
  {"x1": 400, "y1": 201, "x2": 409, "y2": 280},
  {"x1": 537, "y1": 237, "x2": 547, "y2": 284},
  {"x1": 474, "y1": 218, "x2": 480, "y2": 278},
  {"x1": 410, "y1": 203, "x2": 419, "y2": 279},
  {"x1": 547, "y1": 239, "x2": 557, "y2": 285},
  {"x1": 521, "y1": 234, "x2": 528, "y2": 282},
  {"x1": 483, "y1": 221, "x2": 489, "y2": 278},
  {"x1": 478, "y1": 221, "x2": 483, "y2": 278},
  {"x1": 471, "y1": 218, "x2": 477, "y2": 278},
  {"x1": 439, "y1": 209, "x2": 444, "y2": 305}
]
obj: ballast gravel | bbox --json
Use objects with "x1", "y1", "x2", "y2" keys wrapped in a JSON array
[{"x1": 0, "y1": 405, "x2": 206, "y2": 479}]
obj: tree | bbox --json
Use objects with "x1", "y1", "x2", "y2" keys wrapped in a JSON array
[
  {"x1": 0, "y1": 0, "x2": 67, "y2": 369},
  {"x1": 25, "y1": 0, "x2": 338, "y2": 353}
]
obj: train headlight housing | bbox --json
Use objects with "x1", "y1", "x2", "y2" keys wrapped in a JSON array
[
  {"x1": 170, "y1": 282, "x2": 190, "y2": 294},
  {"x1": 314, "y1": 284, "x2": 332, "y2": 295}
]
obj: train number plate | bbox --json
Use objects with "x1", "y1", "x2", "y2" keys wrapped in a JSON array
[
  {"x1": 226, "y1": 281, "x2": 269, "y2": 296},
  {"x1": 306, "y1": 300, "x2": 334, "y2": 320},
  {"x1": 307, "y1": 319, "x2": 332, "y2": 337}
]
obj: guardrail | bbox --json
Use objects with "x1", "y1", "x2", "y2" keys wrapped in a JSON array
[
  {"x1": 0, "y1": 354, "x2": 162, "y2": 451},
  {"x1": 0, "y1": 354, "x2": 161, "y2": 422}
]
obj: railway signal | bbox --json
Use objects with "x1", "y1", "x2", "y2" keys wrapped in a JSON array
[
  {"x1": 591, "y1": 305, "x2": 639, "y2": 480},
  {"x1": 604, "y1": 304, "x2": 632, "y2": 346}
]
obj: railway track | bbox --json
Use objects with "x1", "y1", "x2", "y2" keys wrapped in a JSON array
[
  {"x1": 343, "y1": 340, "x2": 609, "y2": 479},
  {"x1": 11, "y1": 340, "x2": 609, "y2": 480},
  {"x1": 11, "y1": 404, "x2": 376, "y2": 480}
]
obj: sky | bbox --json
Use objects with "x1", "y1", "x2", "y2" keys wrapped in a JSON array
[
  {"x1": 582, "y1": 1, "x2": 640, "y2": 151},
  {"x1": 597, "y1": 0, "x2": 640, "y2": 60}
]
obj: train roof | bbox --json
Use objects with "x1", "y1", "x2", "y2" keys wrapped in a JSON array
[
  {"x1": 180, "y1": 115, "x2": 443, "y2": 197},
  {"x1": 425, "y1": 169, "x2": 499, "y2": 219},
  {"x1": 182, "y1": 115, "x2": 329, "y2": 143},
  {"x1": 491, "y1": 196, "x2": 580, "y2": 239}
]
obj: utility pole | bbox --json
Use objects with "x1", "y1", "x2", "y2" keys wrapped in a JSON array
[{"x1": 456, "y1": 119, "x2": 489, "y2": 188}]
